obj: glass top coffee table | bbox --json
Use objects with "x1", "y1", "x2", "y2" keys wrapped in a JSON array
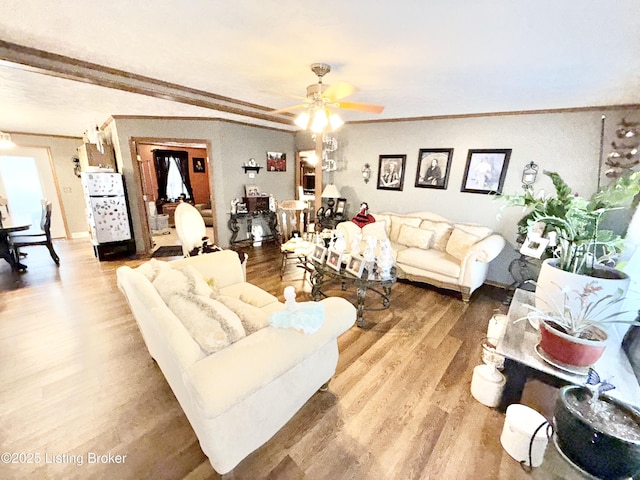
[{"x1": 309, "y1": 258, "x2": 397, "y2": 328}]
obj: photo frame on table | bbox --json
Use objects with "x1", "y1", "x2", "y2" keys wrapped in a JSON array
[
  {"x1": 461, "y1": 149, "x2": 511, "y2": 194},
  {"x1": 346, "y1": 255, "x2": 365, "y2": 278},
  {"x1": 377, "y1": 154, "x2": 406, "y2": 191},
  {"x1": 326, "y1": 249, "x2": 343, "y2": 272},
  {"x1": 193, "y1": 157, "x2": 205, "y2": 173},
  {"x1": 266, "y1": 151, "x2": 286, "y2": 172},
  {"x1": 519, "y1": 235, "x2": 550, "y2": 259},
  {"x1": 335, "y1": 198, "x2": 347, "y2": 216},
  {"x1": 415, "y1": 148, "x2": 453, "y2": 189},
  {"x1": 245, "y1": 184, "x2": 260, "y2": 197},
  {"x1": 310, "y1": 245, "x2": 327, "y2": 263}
]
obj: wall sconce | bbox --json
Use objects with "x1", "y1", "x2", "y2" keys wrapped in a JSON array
[
  {"x1": 361, "y1": 163, "x2": 371, "y2": 183},
  {"x1": 522, "y1": 161, "x2": 538, "y2": 190}
]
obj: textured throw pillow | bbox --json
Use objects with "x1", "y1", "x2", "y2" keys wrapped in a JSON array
[
  {"x1": 166, "y1": 293, "x2": 246, "y2": 354},
  {"x1": 419, "y1": 220, "x2": 453, "y2": 251},
  {"x1": 397, "y1": 224, "x2": 434, "y2": 249},
  {"x1": 389, "y1": 216, "x2": 422, "y2": 243},
  {"x1": 217, "y1": 295, "x2": 269, "y2": 335},
  {"x1": 362, "y1": 221, "x2": 388, "y2": 241},
  {"x1": 445, "y1": 228, "x2": 482, "y2": 262},
  {"x1": 454, "y1": 223, "x2": 492, "y2": 239},
  {"x1": 136, "y1": 258, "x2": 173, "y2": 282},
  {"x1": 152, "y1": 264, "x2": 215, "y2": 303}
]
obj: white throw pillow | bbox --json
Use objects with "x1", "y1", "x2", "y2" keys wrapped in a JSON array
[
  {"x1": 152, "y1": 264, "x2": 215, "y2": 302},
  {"x1": 397, "y1": 224, "x2": 434, "y2": 249},
  {"x1": 445, "y1": 228, "x2": 482, "y2": 262},
  {"x1": 419, "y1": 220, "x2": 453, "y2": 251},
  {"x1": 362, "y1": 221, "x2": 388, "y2": 241},
  {"x1": 389, "y1": 215, "x2": 422, "y2": 242},
  {"x1": 167, "y1": 293, "x2": 246, "y2": 354},
  {"x1": 217, "y1": 295, "x2": 269, "y2": 335}
]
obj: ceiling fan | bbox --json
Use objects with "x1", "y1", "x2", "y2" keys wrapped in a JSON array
[{"x1": 272, "y1": 63, "x2": 384, "y2": 132}]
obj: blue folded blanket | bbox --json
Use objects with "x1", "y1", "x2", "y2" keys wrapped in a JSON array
[{"x1": 269, "y1": 302, "x2": 325, "y2": 334}]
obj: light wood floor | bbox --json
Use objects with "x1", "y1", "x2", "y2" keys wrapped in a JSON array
[{"x1": 1, "y1": 238, "x2": 565, "y2": 479}]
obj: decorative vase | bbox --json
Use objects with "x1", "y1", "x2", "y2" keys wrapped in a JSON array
[
  {"x1": 539, "y1": 320, "x2": 607, "y2": 367},
  {"x1": 554, "y1": 385, "x2": 640, "y2": 480}
]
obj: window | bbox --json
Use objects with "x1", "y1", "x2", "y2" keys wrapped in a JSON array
[{"x1": 166, "y1": 157, "x2": 188, "y2": 201}]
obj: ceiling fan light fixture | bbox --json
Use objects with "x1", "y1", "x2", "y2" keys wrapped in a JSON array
[
  {"x1": 329, "y1": 112, "x2": 344, "y2": 131},
  {"x1": 294, "y1": 111, "x2": 311, "y2": 129},
  {"x1": 310, "y1": 108, "x2": 329, "y2": 133}
]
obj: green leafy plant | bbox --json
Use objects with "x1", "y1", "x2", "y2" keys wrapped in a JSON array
[
  {"x1": 503, "y1": 171, "x2": 640, "y2": 275},
  {"x1": 522, "y1": 280, "x2": 640, "y2": 338}
]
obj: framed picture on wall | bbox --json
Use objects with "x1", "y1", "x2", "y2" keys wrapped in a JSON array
[
  {"x1": 460, "y1": 149, "x2": 512, "y2": 194},
  {"x1": 377, "y1": 154, "x2": 406, "y2": 191},
  {"x1": 415, "y1": 148, "x2": 453, "y2": 189},
  {"x1": 266, "y1": 151, "x2": 286, "y2": 172},
  {"x1": 193, "y1": 157, "x2": 205, "y2": 173}
]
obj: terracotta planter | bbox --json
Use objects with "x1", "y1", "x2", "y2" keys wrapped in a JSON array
[
  {"x1": 539, "y1": 320, "x2": 607, "y2": 367},
  {"x1": 555, "y1": 386, "x2": 640, "y2": 479}
]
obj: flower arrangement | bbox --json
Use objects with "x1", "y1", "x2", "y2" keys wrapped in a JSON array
[{"x1": 503, "y1": 171, "x2": 640, "y2": 275}]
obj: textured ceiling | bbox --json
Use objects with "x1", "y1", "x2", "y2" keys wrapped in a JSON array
[{"x1": 0, "y1": 0, "x2": 639, "y2": 137}]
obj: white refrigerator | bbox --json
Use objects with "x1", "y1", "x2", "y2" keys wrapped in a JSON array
[{"x1": 81, "y1": 172, "x2": 135, "y2": 259}]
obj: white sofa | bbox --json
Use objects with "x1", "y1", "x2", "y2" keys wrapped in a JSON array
[
  {"x1": 116, "y1": 250, "x2": 355, "y2": 474},
  {"x1": 337, "y1": 211, "x2": 505, "y2": 302}
]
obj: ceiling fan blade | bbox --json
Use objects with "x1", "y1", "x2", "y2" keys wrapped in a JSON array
[
  {"x1": 335, "y1": 101, "x2": 385, "y2": 114},
  {"x1": 323, "y1": 81, "x2": 356, "y2": 101},
  {"x1": 269, "y1": 104, "x2": 307, "y2": 114}
]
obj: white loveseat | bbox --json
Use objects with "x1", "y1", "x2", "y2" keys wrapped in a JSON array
[
  {"x1": 116, "y1": 250, "x2": 355, "y2": 474},
  {"x1": 337, "y1": 211, "x2": 505, "y2": 302}
]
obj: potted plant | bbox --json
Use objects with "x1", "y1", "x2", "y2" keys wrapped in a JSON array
[
  {"x1": 554, "y1": 372, "x2": 640, "y2": 479},
  {"x1": 522, "y1": 281, "x2": 640, "y2": 367},
  {"x1": 504, "y1": 171, "x2": 639, "y2": 332}
]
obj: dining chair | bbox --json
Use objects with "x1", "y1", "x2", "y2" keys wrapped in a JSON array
[
  {"x1": 10, "y1": 200, "x2": 60, "y2": 265},
  {"x1": 174, "y1": 202, "x2": 207, "y2": 256}
]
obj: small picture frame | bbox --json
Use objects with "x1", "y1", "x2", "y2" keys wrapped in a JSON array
[
  {"x1": 193, "y1": 157, "x2": 206, "y2": 173},
  {"x1": 377, "y1": 154, "x2": 406, "y2": 191},
  {"x1": 346, "y1": 255, "x2": 365, "y2": 278},
  {"x1": 245, "y1": 184, "x2": 260, "y2": 197},
  {"x1": 335, "y1": 198, "x2": 347, "y2": 216},
  {"x1": 326, "y1": 249, "x2": 342, "y2": 272},
  {"x1": 519, "y1": 235, "x2": 550, "y2": 258},
  {"x1": 236, "y1": 203, "x2": 248, "y2": 214},
  {"x1": 461, "y1": 149, "x2": 512, "y2": 194},
  {"x1": 311, "y1": 245, "x2": 327, "y2": 263},
  {"x1": 316, "y1": 206, "x2": 325, "y2": 217},
  {"x1": 266, "y1": 151, "x2": 286, "y2": 172},
  {"x1": 415, "y1": 149, "x2": 453, "y2": 189}
]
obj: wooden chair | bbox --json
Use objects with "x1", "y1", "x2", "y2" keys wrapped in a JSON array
[{"x1": 10, "y1": 200, "x2": 60, "y2": 265}]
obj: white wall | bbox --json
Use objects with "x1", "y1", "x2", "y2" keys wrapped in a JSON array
[{"x1": 327, "y1": 108, "x2": 639, "y2": 285}]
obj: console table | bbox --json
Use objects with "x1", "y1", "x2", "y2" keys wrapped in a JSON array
[
  {"x1": 228, "y1": 211, "x2": 278, "y2": 246},
  {"x1": 496, "y1": 289, "x2": 640, "y2": 412}
]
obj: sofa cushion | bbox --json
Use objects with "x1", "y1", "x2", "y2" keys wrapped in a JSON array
[
  {"x1": 397, "y1": 224, "x2": 434, "y2": 250},
  {"x1": 152, "y1": 263, "x2": 216, "y2": 302},
  {"x1": 217, "y1": 295, "x2": 270, "y2": 335},
  {"x1": 396, "y1": 248, "x2": 461, "y2": 278},
  {"x1": 136, "y1": 258, "x2": 174, "y2": 282},
  {"x1": 419, "y1": 220, "x2": 453, "y2": 251},
  {"x1": 389, "y1": 215, "x2": 422, "y2": 243},
  {"x1": 362, "y1": 221, "x2": 388, "y2": 241},
  {"x1": 220, "y1": 282, "x2": 280, "y2": 309},
  {"x1": 166, "y1": 293, "x2": 246, "y2": 354},
  {"x1": 372, "y1": 213, "x2": 392, "y2": 236},
  {"x1": 453, "y1": 223, "x2": 493, "y2": 239},
  {"x1": 445, "y1": 228, "x2": 484, "y2": 262}
]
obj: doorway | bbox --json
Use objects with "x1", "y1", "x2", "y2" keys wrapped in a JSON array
[
  {"x1": 132, "y1": 139, "x2": 215, "y2": 253},
  {"x1": 0, "y1": 147, "x2": 67, "y2": 238}
]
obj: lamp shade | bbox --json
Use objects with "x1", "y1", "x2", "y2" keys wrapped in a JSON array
[{"x1": 321, "y1": 184, "x2": 341, "y2": 198}]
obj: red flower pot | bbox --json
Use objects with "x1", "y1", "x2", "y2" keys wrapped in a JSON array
[{"x1": 539, "y1": 320, "x2": 607, "y2": 367}]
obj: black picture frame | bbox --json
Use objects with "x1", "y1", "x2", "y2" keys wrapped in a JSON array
[
  {"x1": 415, "y1": 148, "x2": 453, "y2": 189},
  {"x1": 377, "y1": 154, "x2": 406, "y2": 191},
  {"x1": 193, "y1": 157, "x2": 205, "y2": 173},
  {"x1": 461, "y1": 149, "x2": 512, "y2": 194},
  {"x1": 335, "y1": 198, "x2": 347, "y2": 216}
]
